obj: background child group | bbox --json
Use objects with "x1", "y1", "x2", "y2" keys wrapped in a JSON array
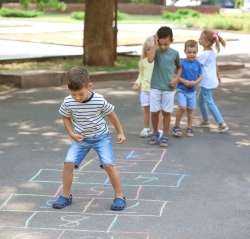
[{"x1": 133, "y1": 26, "x2": 229, "y2": 147}]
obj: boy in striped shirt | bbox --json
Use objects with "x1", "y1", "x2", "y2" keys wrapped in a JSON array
[{"x1": 52, "y1": 67, "x2": 126, "y2": 211}]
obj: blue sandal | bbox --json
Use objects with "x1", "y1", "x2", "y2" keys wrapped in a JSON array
[
  {"x1": 110, "y1": 197, "x2": 126, "y2": 211},
  {"x1": 159, "y1": 136, "x2": 169, "y2": 147},
  {"x1": 52, "y1": 194, "x2": 72, "y2": 209}
]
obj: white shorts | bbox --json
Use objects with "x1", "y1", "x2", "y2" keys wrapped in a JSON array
[
  {"x1": 150, "y1": 89, "x2": 176, "y2": 113},
  {"x1": 140, "y1": 91, "x2": 150, "y2": 107}
]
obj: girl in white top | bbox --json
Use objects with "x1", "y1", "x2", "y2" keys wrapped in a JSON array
[
  {"x1": 133, "y1": 36, "x2": 155, "y2": 137},
  {"x1": 198, "y1": 30, "x2": 229, "y2": 132}
]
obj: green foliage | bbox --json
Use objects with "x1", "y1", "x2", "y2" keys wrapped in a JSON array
[
  {"x1": 35, "y1": 0, "x2": 65, "y2": 11},
  {"x1": 71, "y1": 11, "x2": 84, "y2": 20},
  {"x1": 120, "y1": 0, "x2": 162, "y2": 3},
  {"x1": 117, "y1": 11, "x2": 129, "y2": 20},
  {"x1": 162, "y1": 9, "x2": 201, "y2": 21},
  {"x1": 181, "y1": 13, "x2": 250, "y2": 32},
  {"x1": 70, "y1": 11, "x2": 128, "y2": 21},
  {"x1": 0, "y1": 8, "x2": 42, "y2": 17},
  {"x1": 19, "y1": 0, "x2": 65, "y2": 11},
  {"x1": 235, "y1": 0, "x2": 244, "y2": 8}
]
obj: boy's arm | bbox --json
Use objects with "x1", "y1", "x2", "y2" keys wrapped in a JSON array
[
  {"x1": 63, "y1": 116, "x2": 83, "y2": 142},
  {"x1": 169, "y1": 65, "x2": 182, "y2": 88},
  {"x1": 107, "y1": 112, "x2": 126, "y2": 144},
  {"x1": 133, "y1": 62, "x2": 142, "y2": 90}
]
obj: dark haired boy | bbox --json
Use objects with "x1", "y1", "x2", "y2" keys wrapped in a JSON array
[
  {"x1": 52, "y1": 67, "x2": 126, "y2": 211},
  {"x1": 149, "y1": 26, "x2": 181, "y2": 147}
]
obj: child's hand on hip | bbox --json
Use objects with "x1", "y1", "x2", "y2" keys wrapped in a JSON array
[
  {"x1": 116, "y1": 133, "x2": 126, "y2": 144},
  {"x1": 71, "y1": 133, "x2": 84, "y2": 142}
]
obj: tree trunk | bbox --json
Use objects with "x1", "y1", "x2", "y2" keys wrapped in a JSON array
[{"x1": 84, "y1": 0, "x2": 116, "y2": 66}]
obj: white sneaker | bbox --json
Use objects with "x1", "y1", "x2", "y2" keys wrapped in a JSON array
[
  {"x1": 218, "y1": 124, "x2": 229, "y2": 133},
  {"x1": 139, "y1": 128, "x2": 151, "y2": 138}
]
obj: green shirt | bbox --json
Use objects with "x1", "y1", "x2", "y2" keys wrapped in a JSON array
[
  {"x1": 151, "y1": 48, "x2": 180, "y2": 91},
  {"x1": 135, "y1": 58, "x2": 154, "y2": 92}
]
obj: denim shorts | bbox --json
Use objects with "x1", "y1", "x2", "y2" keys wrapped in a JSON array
[
  {"x1": 177, "y1": 89, "x2": 196, "y2": 110},
  {"x1": 64, "y1": 133, "x2": 115, "y2": 168}
]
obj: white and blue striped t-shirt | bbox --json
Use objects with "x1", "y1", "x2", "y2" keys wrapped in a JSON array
[{"x1": 59, "y1": 92, "x2": 114, "y2": 138}]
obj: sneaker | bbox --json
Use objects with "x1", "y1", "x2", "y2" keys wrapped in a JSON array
[
  {"x1": 52, "y1": 194, "x2": 72, "y2": 209},
  {"x1": 186, "y1": 128, "x2": 194, "y2": 137},
  {"x1": 159, "y1": 135, "x2": 169, "y2": 147},
  {"x1": 200, "y1": 121, "x2": 210, "y2": 128},
  {"x1": 218, "y1": 124, "x2": 229, "y2": 133},
  {"x1": 139, "y1": 128, "x2": 151, "y2": 138},
  {"x1": 149, "y1": 132, "x2": 161, "y2": 145},
  {"x1": 172, "y1": 126, "x2": 182, "y2": 137}
]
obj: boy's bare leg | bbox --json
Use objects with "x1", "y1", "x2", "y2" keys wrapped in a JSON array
[
  {"x1": 103, "y1": 165, "x2": 124, "y2": 198},
  {"x1": 175, "y1": 107, "x2": 185, "y2": 128},
  {"x1": 143, "y1": 106, "x2": 150, "y2": 128},
  {"x1": 187, "y1": 109, "x2": 193, "y2": 129},
  {"x1": 162, "y1": 111, "x2": 171, "y2": 135},
  {"x1": 151, "y1": 111, "x2": 160, "y2": 133},
  {"x1": 63, "y1": 163, "x2": 74, "y2": 198}
]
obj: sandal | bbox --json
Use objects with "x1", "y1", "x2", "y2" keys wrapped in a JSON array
[
  {"x1": 52, "y1": 194, "x2": 72, "y2": 209},
  {"x1": 110, "y1": 197, "x2": 126, "y2": 211}
]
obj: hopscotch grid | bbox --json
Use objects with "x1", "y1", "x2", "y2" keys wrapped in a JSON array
[
  {"x1": 0, "y1": 209, "x2": 167, "y2": 217},
  {"x1": 106, "y1": 215, "x2": 119, "y2": 233},
  {"x1": 0, "y1": 225, "x2": 150, "y2": 237},
  {"x1": 30, "y1": 179, "x2": 185, "y2": 187},
  {"x1": 24, "y1": 211, "x2": 38, "y2": 228},
  {"x1": 0, "y1": 193, "x2": 14, "y2": 210},
  {"x1": 8, "y1": 193, "x2": 168, "y2": 203},
  {"x1": 151, "y1": 149, "x2": 167, "y2": 173},
  {"x1": 29, "y1": 169, "x2": 43, "y2": 182},
  {"x1": 159, "y1": 201, "x2": 168, "y2": 217},
  {"x1": 57, "y1": 230, "x2": 65, "y2": 239},
  {"x1": 31, "y1": 168, "x2": 188, "y2": 176},
  {"x1": 82, "y1": 198, "x2": 95, "y2": 213},
  {"x1": 4, "y1": 147, "x2": 188, "y2": 238},
  {"x1": 79, "y1": 158, "x2": 96, "y2": 171}
]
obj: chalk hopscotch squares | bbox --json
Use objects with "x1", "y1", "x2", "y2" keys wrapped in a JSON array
[
  {"x1": 0, "y1": 147, "x2": 189, "y2": 238},
  {"x1": 0, "y1": 194, "x2": 167, "y2": 217}
]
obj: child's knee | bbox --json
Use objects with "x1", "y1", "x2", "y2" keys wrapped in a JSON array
[
  {"x1": 162, "y1": 111, "x2": 171, "y2": 117},
  {"x1": 64, "y1": 162, "x2": 75, "y2": 171},
  {"x1": 102, "y1": 164, "x2": 115, "y2": 171},
  {"x1": 179, "y1": 107, "x2": 186, "y2": 112}
]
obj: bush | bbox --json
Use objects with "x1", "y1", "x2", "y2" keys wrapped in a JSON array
[
  {"x1": 71, "y1": 11, "x2": 84, "y2": 20},
  {"x1": 162, "y1": 9, "x2": 201, "y2": 21},
  {"x1": 117, "y1": 11, "x2": 129, "y2": 20},
  {"x1": 235, "y1": 0, "x2": 244, "y2": 8},
  {"x1": 0, "y1": 8, "x2": 42, "y2": 17},
  {"x1": 19, "y1": 0, "x2": 65, "y2": 11}
]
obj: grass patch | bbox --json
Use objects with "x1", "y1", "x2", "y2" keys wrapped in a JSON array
[
  {"x1": 70, "y1": 11, "x2": 129, "y2": 21},
  {"x1": 0, "y1": 56, "x2": 139, "y2": 73},
  {"x1": 0, "y1": 8, "x2": 43, "y2": 18},
  {"x1": 161, "y1": 10, "x2": 250, "y2": 32},
  {"x1": 71, "y1": 11, "x2": 85, "y2": 20},
  {"x1": 162, "y1": 9, "x2": 201, "y2": 21}
]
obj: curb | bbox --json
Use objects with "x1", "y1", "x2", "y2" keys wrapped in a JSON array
[{"x1": 0, "y1": 63, "x2": 245, "y2": 89}]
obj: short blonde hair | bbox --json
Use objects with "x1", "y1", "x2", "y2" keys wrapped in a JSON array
[
  {"x1": 184, "y1": 40, "x2": 198, "y2": 51},
  {"x1": 141, "y1": 36, "x2": 155, "y2": 59}
]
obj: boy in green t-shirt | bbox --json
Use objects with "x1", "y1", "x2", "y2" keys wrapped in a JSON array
[{"x1": 149, "y1": 26, "x2": 181, "y2": 147}]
